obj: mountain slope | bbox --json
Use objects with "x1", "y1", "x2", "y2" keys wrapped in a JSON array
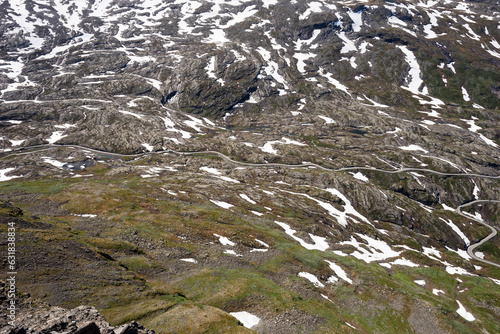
[{"x1": 0, "y1": 0, "x2": 499, "y2": 333}]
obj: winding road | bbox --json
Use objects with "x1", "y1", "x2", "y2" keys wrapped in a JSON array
[
  {"x1": 2, "y1": 143, "x2": 500, "y2": 268},
  {"x1": 456, "y1": 200, "x2": 500, "y2": 268},
  {"x1": 2, "y1": 143, "x2": 500, "y2": 179}
]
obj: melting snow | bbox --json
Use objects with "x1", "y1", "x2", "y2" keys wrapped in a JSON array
[
  {"x1": 200, "y1": 167, "x2": 221, "y2": 175},
  {"x1": 461, "y1": 87, "x2": 470, "y2": 101},
  {"x1": 351, "y1": 172, "x2": 368, "y2": 182},
  {"x1": 118, "y1": 110, "x2": 143, "y2": 119},
  {"x1": 210, "y1": 200, "x2": 234, "y2": 209},
  {"x1": 462, "y1": 211, "x2": 483, "y2": 222},
  {"x1": 318, "y1": 115, "x2": 335, "y2": 124},
  {"x1": 446, "y1": 266, "x2": 474, "y2": 276},
  {"x1": 321, "y1": 294, "x2": 334, "y2": 303},
  {"x1": 446, "y1": 247, "x2": 472, "y2": 261},
  {"x1": 432, "y1": 289, "x2": 444, "y2": 295},
  {"x1": 256, "y1": 47, "x2": 289, "y2": 90},
  {"x1": 318, "y1": 68, "x2": 351, "y2": 96},
  {"x1": 293, "y1": 52, "x2": 315, "y2": 74},
  {"x1": 54, "y1": 123, "x2": 76, "y2": 129},
  {"x1": 42, "y1": 157, "x2": 65, "y2": 168},
  {"x1": 250, "y1": 248, "x2": 267, "y2": 252},
  {"x1": 0, "y1": 168, "x2": 21, "y2": 182},
  {"x1": 240, "y1": 194, "x2": 256, "y2": 205},
  {"x1": 298, "y1": 272, "x2": 325, "y2": 288},
  {"x1": 325, "y1": 260, "x2": 352, "y2": 284},
  {"x1": 46, "y1": 131, "x2": 67, "y2": 144},
  {"x1": 205, "y1": 56, "x2": 217, "y2": 80},
  {"x1": 397, "y1": 46, "x2": 427, "y2": 95},
  {"x1": 456, "y1": 301, "x2": 475, "y2": 321},
  {"x1": 180, "y1": 258, "x2": 198, "y2": 263},
  {"x1": 414, "y1": 280, "x2": 426, "y2": 286},
  {"x1": 299, "y1": 2, "x2": 323, "y2": 20},
  {"x1": 387, "y1": 128, "x2": 401, "y2": 134},
  {"x1": 390, "y1": 258, "x2": 419, "y2": 267},
  {"x1": 399, "y1": 145, "x2": 428, "y2": 153},
  {"x1": 361, "y1": 95, "x2": 389, "y2": 108},
  {"x1": 338, "y1": 32, "x2": 357, "y2": 53},
  {"x1": 461, "y1": 119, "x2": 498, "y2": 147},
  {"x1": 278, "y1": 188, "x2": 370, "y2": 227},
  {"x1": 214, "y1": 234, "x2": 235, "y2": 246},
  {"x1": 422, "y1": 246, "x2": 442, "y2": 261},
  {"x1": 74, "y1": 214, "x2": 97, "y2": 218},
  {"x1": 472, "y1": 182, "x2": 479, "y2": 200},
  {"x1": 275, "y1": 221, "x2": 329, "y2": 251},
  {"x1": 419, "y1": 109, "x2": 441, "y2": 118},
  {"x1": 259, "y1": 137, "x2": 306, "y2": 154},
  {"x1": 9, "y1": 139, "x2": 24, "y2": 146},
  {"x1": 204, "y1": 29, "x2": 230, "y2": 45},
  {"x1": 490, "y1": 278, "x2": 500, "y2": 285},
  {"x1": 346, "y1": 323, "x2": 357, "y2": 329},
  {"x1": 224, "y1": 249, "x2": 243, "y2": 257},
  {"x1": 388, "y1": 16, "x2": 407, "y2": 26},
  {"x1": 348, "y1": 10, "x2": 363, "y2": 32},
  {"x1": 463, "y1": 24, "x2": 480, "y2": 41},
  {"x1": 260, "y1": 141, "x2": 279, "y2": 154},
  {"x1": 256, "y1": 239, "x2": 269, "y2": 248},
  {"x1": 184, "y1": 115, "x2": 208, "y2": 132},
  {"x1": 440, "y1": 218, "x2": 470, "y2": 246},
  {"x1": 474, "y1": 252, "x2": 485, "y2": 259},
  {"x1": 340, "y1": 234, "x2": 401, "y2": 263},
  {"x1": 230, "y1": 311, "x2": 260, "y2": 329}
]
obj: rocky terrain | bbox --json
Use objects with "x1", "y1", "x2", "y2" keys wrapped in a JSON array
[{"x1": 1, "y1": 0, "x2": 500, "y2": 333}]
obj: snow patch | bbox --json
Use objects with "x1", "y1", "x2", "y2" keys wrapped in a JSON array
[
  {"x1": 42, "y1": 157, "x2": 65, "y2": 168},
  {"x1": 461, "y1": 87, "x2": 470, "y2": 101},
  {"x1": 351, "y1": 172, "x2": 368, "y2": 182},
  {"x1": 298, "y1": 272, "x2": 325, "y2": 288},
  {"x1": 399, "y1": 145, "x2": 428, "y2": 153},
  {"x1": 180, "y1": 258, "x2": 197, "y2": 264},
  {"x1": 433, "y1": 289, "x2": 445, "y2": 296},
  {"x1": 275, "y1": 221, "x2": 329, "y2": 251},
  {"x1": 259, "y1": 137, "x2": 306, "y2": 155},
  {"x1": 0, "y1": 168, "x2": 21, "y2": 182},
  {"x1": 340, "y1": 234, "x2": 401, "y2": 263},
  {"x1": 224, "y1": 249, "x2": 242, "y2": 257},
  {"x1": 440, "y1": 218, "x2": 470, "y2": 246},
  {"x1": 414, "y1": 280, "x2": 426, "y2": 286},
  {"x1": 397, "y1": 46, "x2": 426, "y2": 95},
  {"x1": 200, "y1": 167, "x2": 221, "y2": 175},
  {"x1": 210, "y1": 200, "x2": 234, "y2": 209},
  {"x1": 390, "y1": 258, "x2": 420, "y2": 267},
  {"x1": 318, "y1": 115, "x2": 335, "y2": 124},
  {"x1": 46, "y1": 131, "x2": 67, "y2": 144},
  {"x1": 230, "y1": 311, "x2": 260, "y2": 329},
  {"x1": 325, "y1": 260, "x2": 352, "y2": 284},
  {"x1": 214, "y1": 234, "x2": 235, "y2": 246},
  {"x1": 240, "y1": 194, "x2": 256, "y2": 205},
  {"x1": 456, "y1": 301, "x2": 475, "y2": 321}
]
